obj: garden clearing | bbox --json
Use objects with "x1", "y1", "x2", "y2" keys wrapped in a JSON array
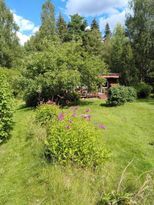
[{"x1": 0, "y1": 99, "x2": 154, "y2": 205}]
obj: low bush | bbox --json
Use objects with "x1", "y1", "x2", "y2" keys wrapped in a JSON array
[
  {"x1": 24, "y1": 90, "x2": 40, "y2": 107},
  {"x1": 135, "y1": 82, "x2": 152, "y2": 98},
  {"x1": 107, "y1": 86, "x2": 137, "y2": 106},
  {"x1": 0, "y1": 67, "x2": 21, "y2": 97},
  {"x1": 0, "y1": 75, "x2": 14, "y2": 143},
  {"x1": 125, "y1": 87, "x2": 137, "y2": 102},
  {"x1": 36, "y1": 105, "x2": 108, "y2": 168},
  {"x1": 36, "y1": 104, "x2": 60, "y2": 127}
]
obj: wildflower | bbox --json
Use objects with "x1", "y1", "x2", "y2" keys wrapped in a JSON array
[
  {"x1": 69, "y1": 119, "x2": 73, "y2": 123},
  {"x1": 66, "y1": 125, "x2": 71, "y2": 129},
  {"x1": 85, "y1": 108, "x2": 91, "y2": 113},
  {"x1": 72, "y1": 112, "x2": 77, "y2": 117},
  {"x1": 58, "y1": 113, "x2": 64, "y2": 121},
  {"x1": 99, "y1": 124, "x2": 106, "y2": 129},
  {"x1": 81, "y1": 114, "x2": 91, "y2": 121}
]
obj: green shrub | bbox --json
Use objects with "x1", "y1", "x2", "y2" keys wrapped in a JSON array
[
  {"x1": 135, "y1": 82, "x2": 152, "y2": 98},
  {"x1": 107, "y1": 86, "x2": 137, "y2": 106},
  {"x1": 107, "y1": 86, "x2": 126, "y2": 106},
  {"x1": 45, "y1": 117, "x2": 108, "y2": 168},
  {"x1": 24, "y1": 91, "x2": 40, "y2": 107},
  {"x1": 0, "y1": 75, "x2": 14, "y2": 143},
  {"x1": 0, "y1": 67, "x2": 21, "y2": 97},
  {"x1": 57, "y1": 92, "x2": 80, "y2": 106},
  {"x1": 125, "y1": 87, "x2": 137, "y2": 102},
  {"x1": 36, "y1": 104, "x2": 60, "y2": 126},
  {"x1": 36, "y1": 105, "x2": 108, "y2": 168}
]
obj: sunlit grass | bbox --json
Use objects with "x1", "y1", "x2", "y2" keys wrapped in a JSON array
[{"x1": 0, "y1": 98, "x2": 154, "y2": 204}]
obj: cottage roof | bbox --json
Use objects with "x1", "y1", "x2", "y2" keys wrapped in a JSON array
[{"x1": 99, "y1": 73, "x2": 120, "y2": 79}]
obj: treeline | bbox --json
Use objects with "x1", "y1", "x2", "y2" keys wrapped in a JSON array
[{"x1": 0, "y1": 0, "x2": 153, "y2": 104}]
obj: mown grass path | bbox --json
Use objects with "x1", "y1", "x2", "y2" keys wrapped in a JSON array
[{"x1": 0, "y1": 99, "x2": 154, "y2": 204}]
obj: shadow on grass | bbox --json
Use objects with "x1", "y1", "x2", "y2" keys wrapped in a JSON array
[
  {"x1": 78, "y1": 99, "x2": 96, "y2": 107},
  {"x1": 16, "y1": 103, "x2": 35, "y2": 112},
  {"x1": 100, "y1": 102, "x2": 109, "y2": 107},
  {"x1": 137, "y1": 98, "x2": 154, "y2": 106}
]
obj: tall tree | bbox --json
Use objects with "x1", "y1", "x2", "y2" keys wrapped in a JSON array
[
  {"x1": 25, "y1": 0, "x2": 58, "y2": 52},
  {"x1": 0, "y1": 0, "x2": 21, "y2": 68},
  {"x1": 39, "y1": 0, "x2": 55, "y2": 39},
  {"x1": 67, "y1": 14, "x2": 87, "y2": 41},
  {"x1": 82, "y1": 18, "x2": 103, "y2": 56},
  {"x1": 91, "y1": 18, "x2": 99, "y2": 31},
  {"x1": 104, "y1": 23, "x2": 111, "y2": 39},
  {"x1": 111, "y1": 24, "x2": 137, "y2": 85},
  {"x1": 126, "y1": 0, "x2": 154, "y2": 82},
  {"x1": 82, "y1": 29, "x2": 103, "y2": 57},
  {"x1": 56, "y1": 12, "x2": 67, "y2": 42}
]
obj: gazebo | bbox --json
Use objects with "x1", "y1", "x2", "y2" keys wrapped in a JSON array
[
  {"x1": 98, "y1": 73, "x2": 120, "y2": 99},
  {"x1": 99, "y1": 73, "x2": 120, "y2": 89}
]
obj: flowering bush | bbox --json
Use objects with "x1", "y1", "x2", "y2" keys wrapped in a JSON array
[
  {"x1": 36, "y1": 104, "x2": 60, "y2": 126},
  {"x1": 36, "y1": 104, "x2": 108, "y2": 168},
  {"x1": 0, "y1": 75, "x2": 14, "y2": 143}
]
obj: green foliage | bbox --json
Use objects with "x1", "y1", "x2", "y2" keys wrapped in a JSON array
[
  {"x1": 104, "y1": 23, "x2": 111, "y2": 39},
  {"x1": 23, "y1": 42, "x2": 106, "y2": 106},
  {"x1": 110, "y1": 24, "x2": 138, "y2": 85},
  {"x1": 107, "y1": 86, "x2": 137, "y2": 106},
  {"x1": 91, "y1": 18, "x2": 99, "y2": 31},
  {"x1": 135, "y1": 82, "x2": 152, "y2": 98},
  {"x1": 125, "y1": 87, "x2": 137, "y2": 102},
  {"x1": 126, "y1": 0, "x2": 154, "y2": 81},
  {"x1": 98, "y1": 191, "x2": 133, "y2": 205},
  {"x1": 67, "y1": 14, "x2": 87, "y2": 41},
  {"x1": 40, "y1": 0, "x2": 55, "y2": 38},
  {"x1": 56, "y1": 12, "x2": 68, "y2": 42},
  {"x1": 0, "y1": 0, "x2": 21, "y2": 68},
  {"x1": 36, "y1": 104, "x2": 60, "y2": 126},
  {"x1": 41, "y1": 108, "x2": 108, "y2": 168},
  {"x1": 0, "y1": 75, "x2": 14, "y2": 143},
  {"x1": 0, "y1": 67, "x2": 21, "y2": 97},
  {"x1": 82, "y1": 29, "x2": 104, "y2": 57}
]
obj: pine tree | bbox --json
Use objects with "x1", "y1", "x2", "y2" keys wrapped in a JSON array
[
  {"x1": 91, "y1": 18, "x2": 99, "y2": 31},
  {"x1": 0, "y1": 0, "x2": 21, "y2": 68},
  {"x1": 111, "y1": 24, "x2": 137, "y2": 85},
  {"x1": 56, "y1": 12, "x2": 67, "y2": 42},
  {"x1": 39, "y1": 0, "x2": 55, "y2": 38},
  {"x1": 104, "y1": 23, "x2": 111, "y2": 39},
  {"x1": 67, "y1": 14, "x2": 87, "y2": 41}
]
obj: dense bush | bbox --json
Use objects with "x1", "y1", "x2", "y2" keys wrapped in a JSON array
[
  {"x1": 22, "y1": 43, "x2": 107, "y2": 107},
  {"x1": 36, "y1": 104, "x2": 60, "y2": 126},
  {"x1": 0, "y1": 75, "x2": 14, "y2": 143},
  {"x1": 36, "y1": 105, "x2": 108, "y2": 168},
  {"x1": 135, "y1": 82, "x2": 152, "y2": 98},
  {"x1": 107, "y1": 86, "x2": 137, "y2": 106},
  {"x1": 0, "y1": 67, "x2": 21, "y2": 97},
  {"x1": 125, "y1": 87, "x2": 137, "y2": 102}
]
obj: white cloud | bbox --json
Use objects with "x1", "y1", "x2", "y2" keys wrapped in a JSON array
[
  {"x1": 99, "y1": 10, "x2": 126, "y2": 32},
  {"x1": 66, "y1": 0, "x2": 128, "y2": 16},
  {"x1": 16, "y1": 32, "x2": 31, "y2": 45},
  {"x1": 12, "y1": 11, "x2": 40, "y2": 45}
]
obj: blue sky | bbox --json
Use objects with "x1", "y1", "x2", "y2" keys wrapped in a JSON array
[{"x1": 5, "y1": 0, "x2": 129, "y2": 45}]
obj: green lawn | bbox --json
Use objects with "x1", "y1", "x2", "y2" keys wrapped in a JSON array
[{"x1": 0, "y1": 99, "x2": 154, "y2": 205}]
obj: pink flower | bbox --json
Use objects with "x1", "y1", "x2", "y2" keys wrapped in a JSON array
[
  {"x1": 99, "y1": 124, "x2": 106, "y2": 129},
  {"x1": 81, "y1": 114, "x2": 91, "y2": 121},
  {"x1": 85, "y1": 108, "x2": 91, "y2": 113},
  {"x1": 66, "y1": 125, "x2": 71, "y2": 129},
  {"x1": 72, "y1": 113, "x2": 77, "y2": 117},
  {"x1": 58, "y1": 113, "x2": 64, "y2": 121}
]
